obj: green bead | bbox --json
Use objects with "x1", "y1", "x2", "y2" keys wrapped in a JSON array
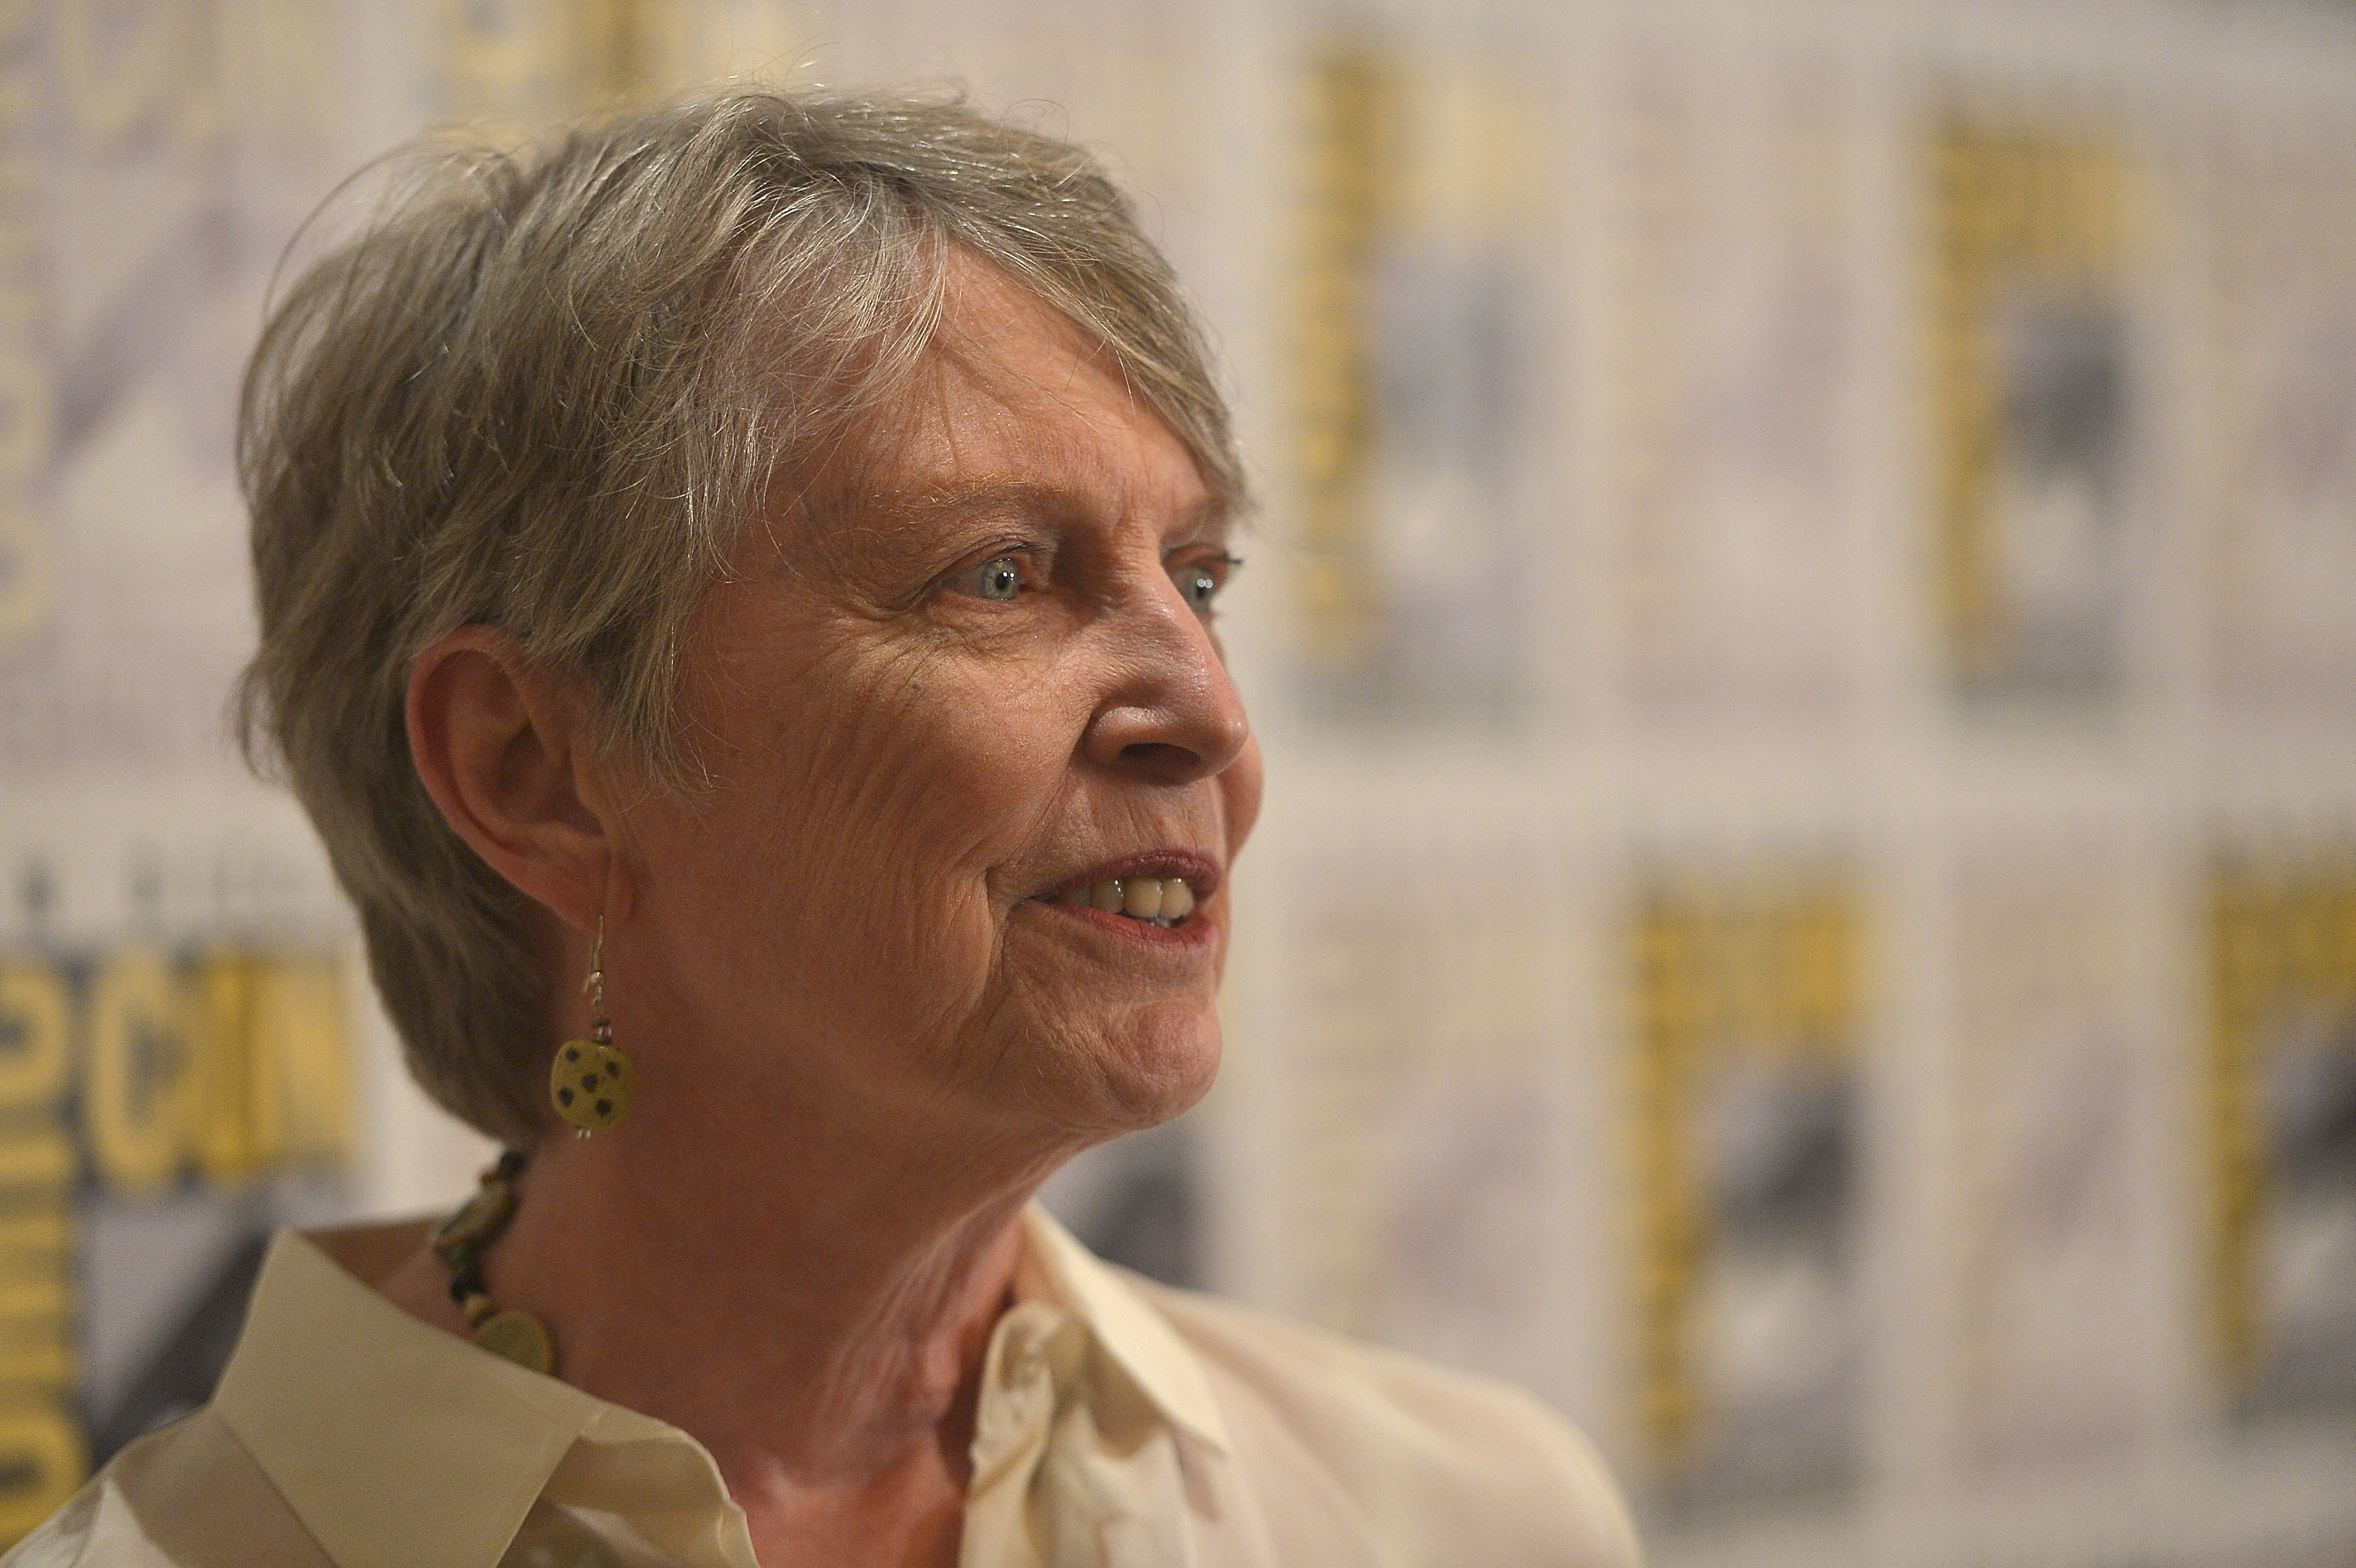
[
  {"x1": 473, "y1": 1310, "x2": 555, "y2": 1376},
  {"x1": 430, "y1": 1183, "x2": 517, "y2": 1254}
]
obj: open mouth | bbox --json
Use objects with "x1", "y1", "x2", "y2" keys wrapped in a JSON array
[{"x1": 1041, "y1": 875, "x2": 1198, "y2": 930}]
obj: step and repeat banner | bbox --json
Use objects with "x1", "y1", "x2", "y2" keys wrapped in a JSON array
[{"x1": 0, "y1": 0, "x2": 2351, "y2": 1563}]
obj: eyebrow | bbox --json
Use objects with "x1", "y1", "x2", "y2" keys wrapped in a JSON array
[{"x1": 835, "y1": 477, "x2": 1230, "y2": 544}]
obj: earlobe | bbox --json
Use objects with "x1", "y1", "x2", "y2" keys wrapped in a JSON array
[{"x1": 405, "y1": 627, "x2": 614, "y2": 933}]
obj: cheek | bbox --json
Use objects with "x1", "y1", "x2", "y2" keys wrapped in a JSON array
[
  {"x1": 680, "y1": 645, "x2": 1081, "y2": 977},
  {"x1": 705, "y1": 620, "x2": 1066, "y2": 860},
  {"x1": 829, "y1": 667, "x2": 1077, "y2": 905}
]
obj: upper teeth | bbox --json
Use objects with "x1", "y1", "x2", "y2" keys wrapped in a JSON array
[{"x1": 1052, "y1": 875, "x2": 1196, "y2": 925}]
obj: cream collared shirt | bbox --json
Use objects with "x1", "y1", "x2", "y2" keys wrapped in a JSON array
[{"x1": 7, "y1": 1208, "x2": 1639, "y2": 1568}]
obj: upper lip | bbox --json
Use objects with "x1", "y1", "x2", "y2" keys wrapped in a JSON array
[{"x1": 1033, "y1": 850, "x2": 1223, "y2": 905}]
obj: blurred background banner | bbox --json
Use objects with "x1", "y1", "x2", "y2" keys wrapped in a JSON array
[
  {"x1": 1951, "y1": 828, "x2": 2149, "y2": 1471},
  {"x1": 1287, "y1": 22, "x2": 1553, "y2": 723},
  {"x1": 1605, "y1": 25, "x2": 1864, "y2": 732},
  {"x1": 1928, "y1": 104, "x2": 2133, "y2": 703},
  {"x1": 1, "y1": 0, "x2": 2354, "y2": 1563},
  {"x1": 1630, "y1": 866, "x2": 1865, "y2": 1515}
]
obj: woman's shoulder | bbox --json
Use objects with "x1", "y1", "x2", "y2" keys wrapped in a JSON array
[
  {"x1": 0, "y1": 1409, "x2": 331, "y2": 1568},
  {"x1": 1124, "y1": 1274, "x2": 1643, "y2": 1568}
]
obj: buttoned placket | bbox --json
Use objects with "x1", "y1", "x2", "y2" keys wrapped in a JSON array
[
  {"x1": 961, "y1": 1297, "x2": 1209, "y2": 1568},
  {"x1": 964, "y1": 1300, "x2": 1078, "y2": 1563}
]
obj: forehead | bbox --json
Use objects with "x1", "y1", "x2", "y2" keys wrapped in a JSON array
[{"x1": 809, "y1": 258, "x2": 1222, "y2": 540}]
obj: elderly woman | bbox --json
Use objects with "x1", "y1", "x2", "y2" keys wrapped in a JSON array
[{"x1": 13, "y1": 90, "x2": 1637, "y2": 1568}]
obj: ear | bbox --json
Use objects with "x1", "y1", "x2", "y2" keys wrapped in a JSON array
[{"x1": 405, "y1": 627, "x2": 628, "y2": 934}]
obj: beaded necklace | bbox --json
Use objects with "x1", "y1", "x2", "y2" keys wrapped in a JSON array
[{"x1": 430, "y1": 1150, "x2": 558, "y2": 1374}]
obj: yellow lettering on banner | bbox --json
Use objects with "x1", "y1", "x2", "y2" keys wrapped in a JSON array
[
  {"x1": 0, "y1": 1402, "x2": 86, "y2": 1541},
  {"x1": 0, "y1": 1278, "x2": 67, "y2": 1324},
  {"x1": 0, "y1": 1193, "x2": 71, "y2": 1402},
  {"x1": 0, "y1": 1211, "x2": 68, "y2": 1259},
  {"x1": 192, "y1": 952, "x2": 355, "y2": 1178},
  {"x1": 0, "y1": 1132, "x2": 71, "y2": 1197},
  {"x1": 0, "y1": 1336, "x2": 72, "y2": 1390},
  {"x1": 255, "y1": 957, "x2": 353, "y2": 1166},
  {"x1": 0, "y1": 966, "x2": 68, "y2": 1113},
  {"x1": 0, "y1": 955, "x2": 76, "y2": 1539},
  {"x1": 0, "y1": 1209, "x2": 69, "y2": 1308},
  {"x1": 191, "y1": 952, "x2": 273, "y2": 1183},
  {"x1": 86, "y1": 952, "x2": 196, "y2": 1196},
  {"x1": 0, "y1": 1254, "x2": 58, "y2": 1296}
]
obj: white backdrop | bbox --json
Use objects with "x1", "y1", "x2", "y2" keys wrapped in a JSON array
[{"x1": 1, "y1": 0, "x2": 2354, "y2": 1562}]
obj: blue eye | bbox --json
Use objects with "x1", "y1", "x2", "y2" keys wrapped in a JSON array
[
  {"x1": 1172, "y1": 555, "x2": 1238, "y2": 613},
  {"x1": 962, "y1": 554, "x2": 1026, "y2": 601}
]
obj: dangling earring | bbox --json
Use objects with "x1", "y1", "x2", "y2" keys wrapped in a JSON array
[{"x1": 551, "y1": 918, "x2": 635, "y2": 1135}]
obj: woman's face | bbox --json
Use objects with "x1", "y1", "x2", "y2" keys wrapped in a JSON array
[{"x1": 611, "y1": 259, "x2": 1261, "y2": 1155}]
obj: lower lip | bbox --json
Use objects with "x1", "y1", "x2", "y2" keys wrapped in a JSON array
[{"x1": 1028, "y1": 900, "x2": 1219, "y2": 950}]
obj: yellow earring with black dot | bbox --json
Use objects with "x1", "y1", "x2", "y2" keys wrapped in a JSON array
[{"x1": 551, "y1": 919, "x2": 635, "y2": 1135}]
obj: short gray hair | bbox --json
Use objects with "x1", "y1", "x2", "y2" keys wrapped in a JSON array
[{"x1": 236, "y1": 87, "x2": 1243, "y2": 1146}]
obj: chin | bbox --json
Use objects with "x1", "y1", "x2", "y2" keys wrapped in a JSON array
[{"x1": 1069, "y1": 1000, "x2": 1224, "y2": 1134}]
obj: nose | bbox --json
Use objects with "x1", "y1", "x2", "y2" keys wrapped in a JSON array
[{"x1": 1084, "y1": 580, "x2": 1251, "y2": 787}]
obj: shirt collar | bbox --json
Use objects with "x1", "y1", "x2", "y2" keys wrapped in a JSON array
[
  {"x1": 213, "y1": 1229, "x2": 752, "y2": 1568},
  {"x1": 209, "y1": 1206, "x2": 1225, "y2": 1568},
  {"x1": 1016, "y1": 1206, "x2": 1232, "y2": 1457}
]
